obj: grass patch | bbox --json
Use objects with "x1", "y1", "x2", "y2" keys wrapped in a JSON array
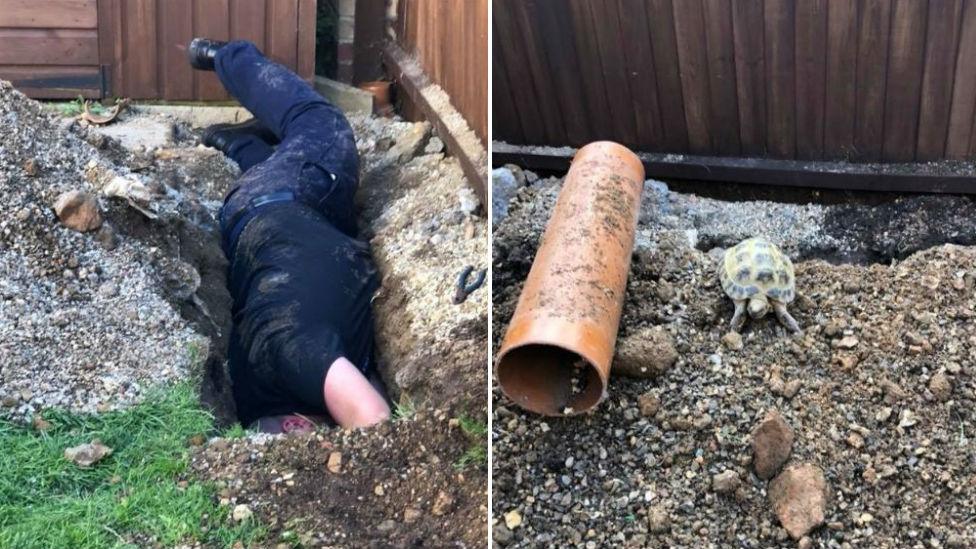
[
  {"x1": 454, "y1": 415, "x2": 488, "y2": 470},
  {"x1": 0, "y1": 384, "x2": 264, "y2": 549},
  {"x1": 54, "y1": 96, "x2": 108, "y2": 117},
  {"x1": 392, "y1": 395, "x2": 417, "y2": 422}
]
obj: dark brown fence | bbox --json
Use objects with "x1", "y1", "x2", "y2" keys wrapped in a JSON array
[
  {"x1": 493, "y1": 0, "x2": 976, "y2": 162},
  {"x1": 395, "y1": 0, "x2": 488, "y2": 145},
  {"x1": 0, "y1": 0, "x2": 316, "y2": 100}
]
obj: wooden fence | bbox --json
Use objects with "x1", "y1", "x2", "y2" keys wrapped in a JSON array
[
  {"x1": 395, "y1": 0, "x2": 488, "y2": 145},
  {"x1": 494, "y1": 0, "x2": 976, "y2": 163},
  {"x1": 0, "y1": 0, "x2": 316, "y2": 100}
]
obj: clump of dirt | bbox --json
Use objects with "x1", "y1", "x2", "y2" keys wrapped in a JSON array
[{"x1": 492, "y1": 174, "x2": 976, "y2": 547}]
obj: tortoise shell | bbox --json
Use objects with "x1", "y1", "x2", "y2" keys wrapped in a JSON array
[{"x1": 718, "y1": 237, "x2": 795, "y2": 303}]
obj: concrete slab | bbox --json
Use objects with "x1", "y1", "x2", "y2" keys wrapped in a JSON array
[
  {"x1": 131, "y1": 105, "x2": 253, "y2": 128},
  {"x1": 314, "y1": 76, "x2": 374, "y2": 116}
]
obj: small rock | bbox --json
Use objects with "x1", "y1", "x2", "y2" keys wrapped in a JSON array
[
  {"x1": 613, "y1": 326, "x2": 678, "y2": 378},
  {"x1": 798, "y1": 536, "x2": 813, "y2": 549},
  {"x1": 846, "y1": 432, "x2": 864, "y2": 449},
  {"x1": 647, "y1": 505, "x2": 670, "y2": 534},
  {"x1": 781, "y1": 380, "x2": 802, "y2": 398},
  {"x1": 898, "y1": 409, "x2": 918, "y2": 428},
  {"x1": 752, "y1": 410, "x2": 794, "y2": 480},
  {"x1": 32, "y1": 416, "x2": 52, "y2": 431},
  {"x1": 493, "y1": 523, "x2": 514, "y2": 545},
  {"x1": 54, "y1": 190, "x2": 102, "y2": 233},
  {"x1": 882, "y1": 380, "x2": 908, "y2": 405},
  {"x1": 374, "y1": 484, "x2": 385, "y2": 496},
  {"x1": 1, "y1": 395, "x2": 18, "y2": 407},
  {"x1": 232, "y1": 504, "x2": 252, "y2": 522},
  {"x1": 503, "y1": 509, "x2": 522, "y2": 530},
  {"x1": 98, "y1": 282, "x2": 119, "y2": 298},
  {"x1": 712, "y1": 470, "x2": 741, "y2": 494},
  {"x1": 96, "y1": 224, "x2": 118, "y2": 251},
  {"x1": 23, "y1": 158, "x2": 39, "y2": 176},
  {"x1": 929, "y1": 372, "x2": 952, "y2": 402},
  {"x1": 327, "y1": 451, "x2": 342, "y2": 473},
  {"x1": 721, "y1": 331, "x2": 744, "y2": 351},
  {"x1": 502, "y1": 164, "x2": 526, "y2": 186},
  {"x1": 403, "y1": 507, "x2": 422, "y2": 523},
  {"x1": 377, "y1": 519, "x2": 396, "y2": 533},
  {"x1": 458, "y1": 187, "x2": 480, "y2": 215},
  {"x1": 833, "y1": 335, "x2": 859, "y2": 349},
  {"x1": 64, "y1": 439, "x2": 113, "y2": 467},
  {"x1": 637, "y1": 391, "x2": 661, "y2": 417},
  {"x1": 492, "y1": 168, "x2": 518, "y2": 226},
  {"x1": 768, "y1": 463, "x2": 829, "y2": 540},
  {"x1": 424, "y1": 136, "x2": 444, "y2": 154},
  {"x1": 431, "y1": 490, "x2": 454, "y2": 516}
]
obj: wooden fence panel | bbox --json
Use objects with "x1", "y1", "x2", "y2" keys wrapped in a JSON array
[
  {"x1": 397, "y1": 0, "x2": 488, "y2": 145},
  {"x1": 0, "y1": 0, "x2": 314, "y2": 100},
  {"x1": 494, "y1": 0, "x2": 976, "y2": 163}
]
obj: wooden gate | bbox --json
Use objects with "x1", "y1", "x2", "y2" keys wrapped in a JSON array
[{"x1": 0, "y1": 0, "x2": 316, "y2": 100}]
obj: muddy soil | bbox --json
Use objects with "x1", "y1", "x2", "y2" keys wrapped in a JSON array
[{"x1": 492, "y1": 175, "x2": 976, "y2": 548}]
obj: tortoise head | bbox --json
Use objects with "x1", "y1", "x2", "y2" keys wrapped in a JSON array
[{"x1": 747, "y1": 295, "x2": 769, "y2": 319}]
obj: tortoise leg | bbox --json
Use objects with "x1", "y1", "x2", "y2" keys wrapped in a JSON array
[
  {"x1": 772, "y1": 301, "x2": 801, "y2": 334},
  {"x1": 729, "y1": 300, "x2": 747, "y2": 332}
]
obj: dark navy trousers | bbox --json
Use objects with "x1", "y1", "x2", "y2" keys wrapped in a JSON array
[{"x1": 212, "y1": 41, "x2": 381, "y2": 426}]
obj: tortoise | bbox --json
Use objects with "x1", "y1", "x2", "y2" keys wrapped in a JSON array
[{"x1": 718, "y1": 237, "x2": 800, "y2": 333}]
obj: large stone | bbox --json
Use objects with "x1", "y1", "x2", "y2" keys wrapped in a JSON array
[
  {"x1": 752, "y1": 410, "x2": 794, "y2": 480},
  {"x1": 768, "y1": 463, "x2": 829, "y2": 539},
  {"x1": 54, "y1": 190, "x2": 102, "y2": 232},
  {"x1": 613, "y1": 326, "x2": 678, "y2": 378},
  {"x1": 491, "y1": 167, "x2": 519, "y2": 227}
]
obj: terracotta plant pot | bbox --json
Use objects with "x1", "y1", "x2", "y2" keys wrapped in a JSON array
[
  {"x1": 358, "y1": 80, "x2": 393, "y2": 116},
  {"x1": 496, "y1": 141, "x2": 645, "y2": 416}
]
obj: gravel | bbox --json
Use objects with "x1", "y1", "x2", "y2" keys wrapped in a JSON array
[
  {"x1": 493, "y1": 173, "x2": 976, "y2": 547},
  {"x1": 0, "y1": 82, "x2": 205, "y2": 421}
]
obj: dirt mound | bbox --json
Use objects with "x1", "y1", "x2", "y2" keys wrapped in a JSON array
[
  {"x1": 492, "y1": 176, "x2": 976, "y2": 547},
  {"x1": 0, "y1": 82, "x2": 206, "y2": 421},
  {"x1": 192, "y1": 409, "x2": 486, "y2": 548}
]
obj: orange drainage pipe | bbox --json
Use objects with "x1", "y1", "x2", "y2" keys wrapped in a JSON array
[{"x1": 496, "y1": 141, "x2": 645, "y2": 415}]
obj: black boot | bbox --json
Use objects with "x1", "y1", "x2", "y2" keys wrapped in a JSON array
[
  {"x1": 202, "y1": 118, "x2": 280, "y2": 152},
  {"x1": 187, "y1": 38, "x2": 228, "y2": 71}
]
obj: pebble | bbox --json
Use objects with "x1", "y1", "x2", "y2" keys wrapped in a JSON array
[
  {"x1": 929, "y1": 372, "x2": 952, "y2": 402},
  {"x1": 752, "y1": 410, "x2": 794, "y2": 480},
  {"x1": 376, "y1": 519, "x2": 396, "y2": 533},
  {"x1": 431, "y1": 490, "x2": 454, "y2": 516},
  {"x1": 647, "y1": 505, "x2": 670, "y2": 534},
  {"x1": 768, "y1": 463, "x2": 828, "y2": 540},
  {"x1": 403, "y1": 507, "x2": 422, "y2": 523},
  {"x1": 721, "y1": 331, "x2": 744, "y2": 350},
  {"x1": 503, "y1": 510, "x2": 522, "y2": 530},
  {"x1": 637, "y1": 391, "x2": 661, "y2": 417},
  {"x1": 712, "y1": 470, "x2": 741, "y2": 494},
  {"x1": 327, "y1": 452, "x2": 342, "y2": 473},
  {"x1": 424, "y1": 136, "x2": 444, "y2": 154},
  {"x1": 231, "y1": 504, "x2": 252, "y2": 522}
]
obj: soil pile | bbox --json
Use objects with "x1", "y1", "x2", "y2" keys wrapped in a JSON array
[
  {"x1": 492, "y1": 175, "x2": 976, "y2": 548},
  {"x1": 0, "y1": 82, "x2": 206, "y2": 421}
]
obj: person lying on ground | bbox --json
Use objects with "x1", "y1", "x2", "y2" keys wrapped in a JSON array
[{"x1": 186, "y1": 38, "x2": 391, "y2": 433}]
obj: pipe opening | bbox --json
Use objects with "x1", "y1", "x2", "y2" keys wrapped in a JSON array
[{"x1": 497, "y1": 344, "x2": 604, "y2": 416}]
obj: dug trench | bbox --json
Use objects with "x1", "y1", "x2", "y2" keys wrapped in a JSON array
[
  {"x1": 114, "y1": 114, "x2": 489, "y2": 547},
  {"x1": 0, "y1": 80, "x2": 487, "y2": 548},
  {"x1": 491, "y1": 167, "x2": 976, "y2": 548}
]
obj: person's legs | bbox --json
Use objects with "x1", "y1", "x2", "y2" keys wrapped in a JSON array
[
  {"x1": 222, "y1": 133, "x2": 275, "y2": 172},
  {"x1": 212, "y1": 40, "x2": 360, "y2": 236}
]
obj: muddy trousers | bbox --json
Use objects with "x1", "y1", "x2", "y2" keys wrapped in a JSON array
[
  {"x1": 210, "y1": 41, "x2": 382, "y2": 426},
  {"x1": 214, "y1": 40, "x2": 361, "y2": 252}
]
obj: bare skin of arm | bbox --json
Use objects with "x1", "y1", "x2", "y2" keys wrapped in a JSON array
[{"x1": 323, "y1": 357, "x2": 391, "y2": 428}]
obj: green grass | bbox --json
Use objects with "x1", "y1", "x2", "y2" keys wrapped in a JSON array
[
  {"x1": 454, "y1": 415, "x2": 488, "y2": 470},
  {"x1": 392, "y1": 395, "x2": 417, "y2": 422},
  {"x1": 54, "y1": 96, "x2": 108, "y2": 117},
  {"x1": 0, "y1": 384, "x2": 265, "y2": 549}
]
